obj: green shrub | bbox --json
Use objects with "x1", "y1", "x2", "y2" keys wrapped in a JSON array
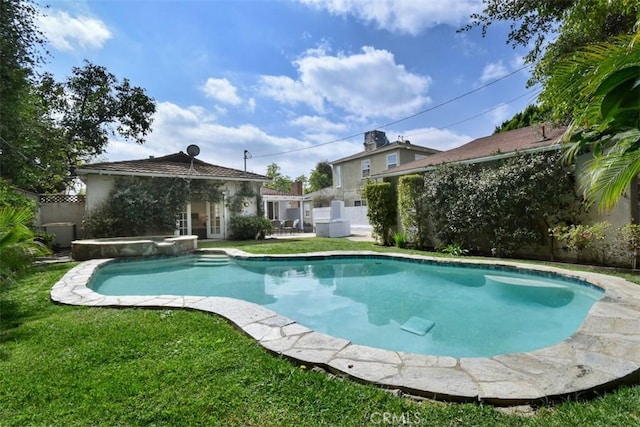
[
  {"x1": 229, "y1": 215, "x2": 273, "y2": 240},
  {"x1": 0, "y1": 207, "x2": 50, "y2": 284},
  {"x1": 363, "y1": 181, "x2": 396, "y2": 246},
  {"x1": 614, "y1": 224, "x2": 640, "y2": 269},
  {"x1": 83, "y1": 201, "x2": 120, "y2": 238},
  {"x1": 397, "y1": 174, "x2": 429, "y2": 248},
  {"x1": 393, "y1": 231, "x2": 407, "y2": 249},
  {"x1": 0, "y1": 178, "x2": 37, "y2": 215},
  {"x1": 437, "y1": 242, "x2": 468, "y2": 257},
  {"x1": 549, "y1": 221, "x2": 612, "y2": 264},
  {"x1": 424, "y1": 152, "x2": 579, "y2": 256}
]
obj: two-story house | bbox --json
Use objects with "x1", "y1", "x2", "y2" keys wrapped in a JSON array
[{"x1": 330, "y1": 130, "x2": 440, "y2": 206}]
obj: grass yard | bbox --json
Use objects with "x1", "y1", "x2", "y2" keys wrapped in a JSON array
[{"x1": 1, "y1": 238, "x2": 639, "y2": 425}]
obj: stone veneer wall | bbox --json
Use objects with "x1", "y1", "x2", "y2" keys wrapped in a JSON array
[{"x1": 71, "y1": 235, "x2": 198, "y2": 261}]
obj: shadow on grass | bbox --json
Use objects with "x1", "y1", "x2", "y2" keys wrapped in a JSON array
[
  {"x1": 201, "y1": 238, "x2": 307, "y2": 247},
  {"x1": 0, "y1": 290, "x2": 27, "y2": 361},
  {"x1": 0, "y1": 263, "x2": 76, "y2": 360}
]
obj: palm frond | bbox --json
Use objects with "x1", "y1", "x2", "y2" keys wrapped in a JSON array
[{"x1": 583, "y1": 140, "x2": 640, "y2": 210}]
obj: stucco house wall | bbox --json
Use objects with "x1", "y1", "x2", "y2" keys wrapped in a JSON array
[
  {"x1": 77, "y1": 151, "x2": 268, "y2": 239},
  {"x1": 331, "y1": 132, "x2": 439, "y2": 207}
]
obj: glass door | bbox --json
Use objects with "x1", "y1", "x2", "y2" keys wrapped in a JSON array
[
  {"x1": 206, "y1": 201, "x2": 224, "y2": 238},
  {"x1": 177, "y1": 204, "x2": 191, "y2": 235}
]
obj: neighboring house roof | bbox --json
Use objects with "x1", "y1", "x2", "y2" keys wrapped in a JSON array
[
  {"x1": 331, "y1": 140, "x2": 440, "y2": 165},
  {"x1": 260, "y1": 187, "x2": 290, "y2": 196},
  {"x1": 376, "y1": 124, "x2": 567, "y2": 178},
  {"x1": 76, "y1": 152, "x2": 269, "y2": 182},
  {"x1": 261, "y1": 185, "x2": 334, "y2": 202},
  {"x1": 260, "y1": 183, "x2": 305, "y2": 201},
  {"x1": 302, "y1": 186, "x2": 334, "y2": 201}
]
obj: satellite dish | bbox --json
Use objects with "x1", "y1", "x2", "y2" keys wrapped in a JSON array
[{"x1": 186, "y1": 144, "x2": 200, "y2": 158}]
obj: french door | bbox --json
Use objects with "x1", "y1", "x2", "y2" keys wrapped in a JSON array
[{"x1": 206, "y1": 201, "x2": 224, "y2": 239}]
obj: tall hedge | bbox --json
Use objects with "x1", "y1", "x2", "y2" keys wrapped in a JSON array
[
  {"x1": 398, "y1": 174, "x2": 430, "y2": 248},
  {"x1": 363, "y1": 181, "x2": 396, "y2": 245},
  {"x1": 423, "y1": 152, "x2": 580, "y2": 256}
]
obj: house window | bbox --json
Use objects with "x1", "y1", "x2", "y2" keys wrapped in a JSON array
[
  {"x1": 361, "y1": 159, "x2": 371, "y2": 178},
  {"x1": 335, "y1": 165, "x2": 342, "y2": 188},
  {"x1": 386, "y1": 153, "x2": 398, "y2": 169},
  {"x1": 354, "y1": 200, "x2": 366, "y2": 207},
  {"x1": 415, "y1": 154, "x2": 426, "y2": 161}
]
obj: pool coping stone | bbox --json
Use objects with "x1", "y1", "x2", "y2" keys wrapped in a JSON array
[{"x1": 50, "y1": 249, "x2": 640, "y2": 405}]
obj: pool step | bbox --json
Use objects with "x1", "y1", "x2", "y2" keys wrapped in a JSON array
[{"x1": 193, "y1": 254, "x2": 231, "y2": 267}]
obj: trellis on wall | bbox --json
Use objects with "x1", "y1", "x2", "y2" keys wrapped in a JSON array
[{"x1": 39, "y1": 194, "x2": 86, "y2": 204}]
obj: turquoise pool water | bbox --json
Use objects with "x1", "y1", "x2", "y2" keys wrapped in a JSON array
[{"x1": 90, "y1": 255, "x2": 603, "y2": 358}]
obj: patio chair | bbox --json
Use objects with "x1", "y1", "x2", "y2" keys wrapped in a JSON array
[{"x1": 282, "y1": 219, "x2": 295, "y2": 234}]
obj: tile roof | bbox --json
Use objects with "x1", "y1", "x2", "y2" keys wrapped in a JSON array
[
  {"x1": 76, "y1": 152, "x2": 269, "y2": 181},
  {"x1": 260, "y1": 187, "x2": 290, "y2": 196},
  {"x1": 260, "y1": 185, "x2": 306, "y2": 199},
  {"x1": 377, "y1": 124, "x2": 566, "y2": 177},
  {"x1": 331, "y1": 140, "x2": 440, "y2": 164}
]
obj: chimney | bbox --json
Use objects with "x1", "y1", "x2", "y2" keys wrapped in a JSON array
[
  {"x1": 290, "y1": 181, "x2": 303, "y2": 196},
  {"x1": 363, "y1": 130, "x2": 389, "y2": 152}
]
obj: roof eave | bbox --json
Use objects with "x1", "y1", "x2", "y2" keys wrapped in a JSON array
[
  {"x1": 330, "y1": 144, "x2": 440, "y2": 165},
  {"x1": 76, "y1": 168, "x2": 268, "y2": 182},
  {"x1": 373, "y1": 144, "x2": 562, "y2": 178},
  {"x1": 261, "y1": 195, "x2": 304, "y2": 201}
]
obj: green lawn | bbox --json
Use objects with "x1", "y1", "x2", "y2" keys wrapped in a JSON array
[{"x1": 1, "y1": 239, "x2": 639, "y2": 426}]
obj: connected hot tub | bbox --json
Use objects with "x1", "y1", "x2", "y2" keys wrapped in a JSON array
[{"x1": 71, "y1": 235, "x2": 198, "y2": 261}]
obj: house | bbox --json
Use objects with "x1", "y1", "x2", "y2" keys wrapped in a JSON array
[
  {"x1": 330, "y1": 130, "x2": 440, "y2": 207},
  {"x1": 375, "y1": 124, "x2": 565, "y2": 178},
  {"x1": 260, "y1": 182, "x2": 305, "y2": 231},
  {"x1": 374, "y1": 123, "x2": 639, "y2": 250},
  {"x1": 76, "y1": 150, "x2": 269, "y2": 239}
]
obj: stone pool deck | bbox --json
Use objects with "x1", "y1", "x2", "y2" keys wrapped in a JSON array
[{"x1": 50, "y1": 250, "x2": 640, "y2": 405}]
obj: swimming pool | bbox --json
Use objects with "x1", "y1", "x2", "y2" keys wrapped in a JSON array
[
  {"x1": 51, "y1": 249, "x2": 640, "y2": 404},
  {"x1": 89, "y1": 254, "x2": 602, "y2": 358}
]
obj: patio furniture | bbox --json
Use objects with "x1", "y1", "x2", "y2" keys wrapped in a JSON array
[
  {"x1": 281, "y1": 219, "x2": 299, "y2": 234},
  {"x1": 282, "y1": 219, "x2": 294, "y2": 234}
]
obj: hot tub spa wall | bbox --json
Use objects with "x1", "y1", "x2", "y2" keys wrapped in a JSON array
[{"x1": 71, "y1": 236, "x2": 198, "y2": 261}]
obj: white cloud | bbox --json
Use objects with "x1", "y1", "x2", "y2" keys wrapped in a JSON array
[
  {"x1": 510, "y1": 55, "x2": 525, "y2": 69},
  {"x1": 258, "y1": 75, "x2": 325, "y2": 112},
  {"x1": 289, "y1": 115, "x2": 348, "y2": 133},
  {"x1": 288, "y1": 115, "x2": 349, "y2": 146},
  {"x1": 479, "y1": 60, "x2": 509, "y2": 84},
  {"x1": 102, "y1": 101, "x2": 475, "y2": 180},
  {"x1": 486, "y1": 103, "x2": 511, "y2": 127},
  {"x1": 247, "y1": 98, "x2": 257, "y2": 112},
  {"x1": 109, "y1": 101, "x2": 317, "y2": 178},
  {"x1": 299, "y1": 0, "x2": 482, "y2": 35},
  {"x1": 201, "y1": 78, "x2": 242, "y2": 105},
  {"x1": 38, "y1": 10, "x2": 111, "y2": 51},
  {"x1": 260, "y1": 46, "x2": 431, "y2": 120},
  {"x1": 400, "y1": 127, "x2": 472, "y2": 151}
]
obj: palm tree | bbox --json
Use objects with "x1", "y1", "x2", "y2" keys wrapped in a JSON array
[
  {"x1": 541, "y1": 26, "x2": 640, "y2": 210},
  {"x1": 0, "y1": 207, "x2": 50, "y2": 284}
]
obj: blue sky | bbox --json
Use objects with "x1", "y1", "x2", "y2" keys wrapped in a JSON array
[{"x1": 36, "y1": 0, "x2": 538, "y2": 179}]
